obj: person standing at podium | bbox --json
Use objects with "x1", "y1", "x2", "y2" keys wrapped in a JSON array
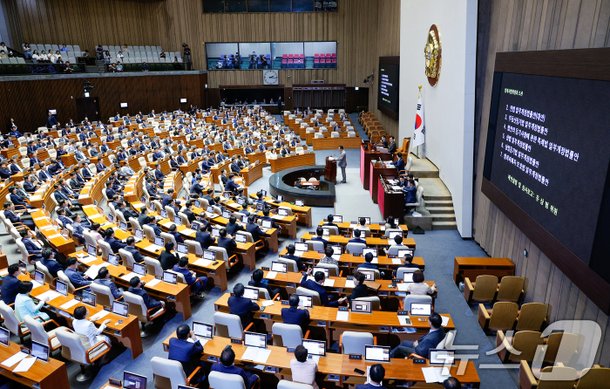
[{"x1": 336, "y1": 145, "x2": 347, "y2": 183}]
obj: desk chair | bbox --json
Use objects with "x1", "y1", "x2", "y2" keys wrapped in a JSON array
[
  {"x1": 496, "y1": 330, "x2": 542, "y2": 363},
  {"x1": 83, "y1": 230, "x2": 98, "y2": 250},
  {"x1": 275, "y1": 257, "x2": 298, "y2": 272},
  {"x1": 24, "y1": 316, "x2": 67, "y2": 353},
  {"x1": 575, "y1": 366, "x2": 610, "y2": 389},
  {"x1": 15, "y1": 238, "x2": 37, "y2": 264},
  {"x1": 496, "y1": 275, "x2": 526, "y2": 303},
  {"x1": 463, "y1": 275, "x2": 499, "y2": 304},
  {"x1": 209, "y1": 371, "x2": 247, "y2": 389},
  {"x1": 114, "y1": 210, "x2": 128, "y2": 225},
  {"x1": 144, "y1": 257, "x2": 164, "y2": 278},
  {"x1": 98, "y1": 240, "x2": 113, "y2": 260},
  {"x1": 57, "y1": 270, "x2": 90, "y2": 295},
  {"x1": 346, "y1": 242, "x2": 366, "y2": 255},
  {"x1": 238, "y1": 231, "x2": 265, "y2": 253},
  {"x1": 164, "y1": 206, "x2": 176, "y2": 221},
  {"x1": 405, "y1": 185, "x2": 424, "y2": 210},
  {"x1": 152, "y1": 200, "x2": 164, "y2": 214},
  {"x1": 118, "y1": 248, "x2": 136, "y2": 269},
  {"x1": 384, "y1": 228, "x2": 403, "y2": 238},
  {"x1": 277, "y1": 380, "x2": 314, "y2": 389},
  {"x1": 296, "y1": 287, "x2": 322, "y2": 306},
  {"x1": 184, "y1": 239, "x2": 204, "y2": 256},
  {"x1": 354, "y1": 296, "x2": 381, "y2": 310},
  {"x1": 34, "y1": 261, "x2": 56, "y2": 284},
  {"x1": 404, "y1": 295, "x2": 432, "y2": 313},
  {"x1": 129, "y1": 217, "x2": 142, "y2": 231},
  {"x1": 272, "y1": 323, "x2": 309, "y2": 349},
  {"x1": 55, "y1": 328, "x2": 111, "y2": 382},
  {"x1": 544, "y1": 332, "x2": 581, "y2": 366},
  {"x1": 519, "y1": 361, "x2": 578, "y2": 389},
  {"x1": 161, "y1": 232, "x2": 177, "y2": 248},
  {"x1": 0, "y1": 301, "x2": 30, "y2": 342},
  {"x1": 306, "y1": 240, "x2": 324, "y2": 252},
  {"x1": 396, "y1": 266, "x2": 418, "y2": 280},
  {"x1": 478, "y1": 301, "x2": 519, "y2": 332},
  {"x1": 178, "y1": 212, "x2": 190, "y2": 227},
  {"x1": 151, "y1": 356, "x2": 201, "y2": 389},
  {"x1": 316, "y1": 262, "x2": 340, "y2": 277},
  {"x1": 340, "y1": 331, "x2": 375, "y2": 356},
  {"x1": 387, "y1": 244, "x2": 408, "y2": 257},
  {"x1": 208, "y1": 246, "x2": 239, "y2": 270},
  {"x1": 90, "y1": 282, "x2": 119, "y2": 307},
  {"x1": 143, "y1": 225, "x2": 157, "y2": 242},
  {"x1": 516, "y1": 302, "x2": 548, "y2": 331},
  {"x1": 122, "y1": 290, "x2": 166, "y2": 337},
  {"x1": 213, "y1": 312, "x2": 253, "y2": 339}
]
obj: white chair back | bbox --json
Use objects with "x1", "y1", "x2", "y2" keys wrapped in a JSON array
[
  {"x1": 151, "y1": 356, "x2": 188, "y2": 389},
  {"x1": 161, "y1": 232, "x2": 177, "y2": 248},
  {"x1": 305, "y1": 240, "x2": 324, "y2": 252},
  {"x1": 404, "y1": 294, "x2": 433, "y2": 312},
  {"x1": 213, "y1": 312, "x2": 243, "y2": 339},
  {"x1": 185, "y1": 239, "x2": 203, "y2": 255},
  {"x1": 272, "y1": 323, "x2": 303, "y2": 348},
  {"x1": 346, "y1": 242, "x2": 366, "y2": 255},
  {"x1": 98, "y1": 240, "x2": 113, "y2": 259},
  {"x1": 296, "y1": 287, "x2": 321, "y2": 306},
  {"x1": 277, "y1": 380, "x2": 314, "y2": 389},
  {"x1": 144, "y1": 256, "x2": 164, "y2": 278},
  {"x1": 276, "y1": 257, "x2": 298, "y2": 272},
  {"x1": 396, "y1": 266, "x2": 418, "y2": 280},
  {"x1": 208, "y1": 371, "x2": 246, "y2": 389},
  {"x1": 90, "y1": 281, "x2": 116, "y2": 306},
  {"x1": 118, "y1": 248, "x2": 136, "y2": 269},
  {"x1": 341, "y1": 331, "x2": 374, "y2": 356},
  {"x1": 0, "y1": 301, "x2": 22, "y2": 336}
]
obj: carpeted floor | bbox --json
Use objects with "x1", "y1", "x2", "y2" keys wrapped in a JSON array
[{"x1": 0, "y1": 114, "x2": 517, "y2": 388}]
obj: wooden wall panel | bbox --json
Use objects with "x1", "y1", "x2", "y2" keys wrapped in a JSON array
[
  {"x1": 369, "y1": 0, "x2": 400, "y2": 137},
  {"x1": 0, "y1": 73, "x2": 205, "y2": 132},
  {"x1": 474, "y1": 0, "x2": 610, "y2": 364}
]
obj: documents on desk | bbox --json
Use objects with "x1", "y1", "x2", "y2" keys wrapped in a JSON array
[
  {"x1": 241, "y1": 347, "x2": 271, "y2": 364},
  {"x1": 90, "y1": 310, "x2": 110, "y2": 321},
  {"x1": 146, "y1": 279, "x2": 161, "y2": 288},
  {"x1": 36, "y1": 290, "x2": 62, "y2": 302},
  {"x1": 84, "y1": 264, "x2": 105, "y2": 279},
  {"x1": 13, "y1": 356, "x2": 36, "y2": 373},
  {"x1": 261, "y1": 300, "x2": 275, "y2": 308},
  {"x1": 120, "y1": 272, "x2": 137, "y2": 281},
  {"x1": 60, "y1": 299, "x2": 80, "y2": 310},
  {"x1": 336, "y1": 311, "x2": 349, "y2": 321},
  {"x1": 1, "y1": 351, "x2": 28, "y2": 367},
  {"x1": 396, "y1": 283, "x2": 410, "y2": 292},
  {"x1": 194, "y1": 258, "x2": 214, "y2": 267},
  {"x1": 422, "y1": 367, "x2": 451, "y2": 383},
  {"x1": 266, "y1": 271, "x2": 277, "y2": 279},
  {"x1": 344, "y1": 279, "x2": 356, "y2": 288},
  {"x1": 181, "y1": 228, "x2": 195, "y2": 235},
  {"x1": 78, "y1": 252, "x2": 98, "y2": 264},
  {"x1": 145, "y1": 244, "x2": 163, "y2": 252}
]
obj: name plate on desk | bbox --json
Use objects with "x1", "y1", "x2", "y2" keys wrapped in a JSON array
[
  {"x1": 231, "y1": 338, "x2": 242, "y2": 344},
  {"x1": 348, "y1": 354, "x2": 363, "y2": 360}
]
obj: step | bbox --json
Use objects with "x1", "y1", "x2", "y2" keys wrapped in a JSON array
[
  {"x1": 431, "y1": 213, "x2": 456, "y2": 222},
  {"x1": 425, "y1": 194, "x2": 453, "y2": 201},
  {"x1": 425, "y1": 199, "x2": 453, "y2": 206},
  {"x1": 433, "y1": 221, "x2": 457, "y2": 230},
  {"x1": 427, "y1": 206, "x2": 455, "y2": 214}
]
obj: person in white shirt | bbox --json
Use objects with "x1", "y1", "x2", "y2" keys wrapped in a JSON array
[
  {"x1": 72, "y1": 305, "x2": 111, "y2": 348},
  {"x1": 15, "y1": 281, "x2": 50, "y2": 322},
  {"x1": 405, "y1": 270, "x2": 436, "y2": 295},
  {"x1": 290, "y1": 345, "x2": 319, "y2": 389}
]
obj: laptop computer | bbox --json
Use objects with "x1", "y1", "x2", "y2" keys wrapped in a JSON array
[
  {"x1": 261, "y1": 220, "x2": 272, "y2": 229},
  {"x1": 34, "y1": 270, "x2": 45, "y2": 284},
  {"x1": 0, "y1": 327, "x2": 9, "y2": 346},
  {"x1": 222, "y1": 210, "x2": 231, "y2": 219},
  {"x1": 235, "y1": 233, "x2": 247, "y2": 243},
  {"x1": 312, "y1": 267, "x2": 329, "y2": 278},
  {"x1": 112, "y1": 301, "x2": 129, "y2": 317},
  {"x1": 55, "y1": 280, "x2": 68, "y2": 296},
  {"x1": 333, "y1": 215, "x2": 343, "y2": 223},
  {"x1": 81, "y1": 290, "x2": 96, "y2": 306},
  {"x1": 154, "y1": 236, "x2": 165, "y2": 246},
  {"x1": 403, "y1": 272, "x2": 414, "y2": 283},
  {"x1": 119, "y1": 222, "x2": 128, "y2": 231},
  {"x1": 133, "y1": 262, "x2": 147, "y2": 276},
  {"x1": 31, "y1": 340, "x2": 49, "y2": 362},
  {"x1": 388, "y1": 231, "x2": 402, "y2": 240},
  {"x1": 277, "y1": 208, "x2": 289, "y2": 216},
  {"x1": 358, "y1": 269, "x2": 376, "y2": 281},
  {"x1": 410, "y1": 303, "x2": 432, "y2": 316},
  {"x1": 174, "y1": 217, "x2": 182, "y2": 226},
  {"x1": 397, "y1": 249, "x2": 413, "y2": 258},
  {"x1": 107, "y1": 213, "x2": 115, "y2": 223},
  {"x1": 134, "y1": 229, "x2": 144, "y2": 242},
  {"x1": 331, "y1": 245, "x2": 342, "y2": 255},
  {"x1": 192, "y1": 321, "x2": 213, "y2": 342},
  {"x1": 295, "y1": 200, "x2": 304, "y2": 206},
  {"x1": 294, "y1": 242, "x2": 308, "y2": 255},
  {"x1": 87, "y1": 244, "x2": 97, "y2": 257},
  {"x1": 190, "y1": 221, "x2": 200, "y2": 231},
  {"x1": 351, "y1": 300, "x2": 372, "y2": 313},
  {"x1": 244, "y1": 331, "x2": 267, "y2": 348},
  {"x1": 177, "y1": 243, "x2": 188, "y2": 254},
  {"x1": 297, "y1": 295, "x2": 313, "y2": 308},
  {"x1": 302, "y1": 339, "x2": 326, "y2": 359},
  {"x1": 362, "y1": 248, "x2": 377, "y2": 258},
  {"x1": 123, "y1": 371, "x2": 147, "y2": 389},
  {"x1": 108, "y1": 253, "x2": 120, "y2": 266},
  {"x1": 243, "y1": 286, "x2": 259, "y2": 301},
  {"x1": 365, "y1": 345, "x2": 390, "y2": 362},
  {"x1": 211, "y1": 228, "x2": 220, "y2": 238},
  {"x1": 160, "y1": 210, "x2": 167, "y2": 218},
  {"x1": 271, "y1": 261, "x2": 287, "y2": 273},
  {"x1": 203, "y1": 250, "x2": 216, "y2": 261},
  {"x1": 162, "y1": 271, "x2": 177, "y2": 284},
  {"x1": 276, "y1": 195, "x2": 283, "y2": 202}
]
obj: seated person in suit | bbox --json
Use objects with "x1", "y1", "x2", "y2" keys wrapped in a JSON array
[
  {"x1": 389, "y1": 313, "x2": 445, "y2": 359},
  {"x1": 394, "y1": 152, "x2": 406, "y2": 172},
  {"x1": 405, "y1": 270, "x2": 436, "y2": 295},
  {"x1": 311, "y1": 226, "x2": 328, "y2": 249},
  {"x1": 94, "y1": 267, "x2": 123, "y2": 299},
  {"x1": 281, "y1": 294, "x2": 310, "y2": 333},
  {"x1": 104, "y1": 228, "x2": 127, "y2": 253},
  {"x1": 224, "y1": 174, "x2": 242, "y2": 195},
  {"x1": 65, "y1": 258, "x2": 92, "y2": 291},
  {"x1": 168, "y1": 324, "x2": 205, "y2": 379},
  {"x1": 228, "y1": 283, "x2": 260, "y2": 327},
  {"x1": 4, "y1": 201, "x2": 35, "y2": 229},
  {"x1": 15, "y1": 281, "x2": 50, "y2": 322},
  {"x1": 40, "y1": 248, "x2": 63, "y2": 278},
  {"x1": 1, "y1": 264, "x2": 23, "y2": 304},
  {"x1": 357, "y1": 252, "x2": 378, "y2": 270},
  {"x1": 20, "y1": 229, "x2": 43, "y2": 262},
  {"x1": 348, "y1": 229, "x2": 366, "y2": 244},
  {"x1": 323, "y1": 214, "x2": 338, "y2": 228},
  {"x1": 248, "y1": 269, "x2": 280, "y2": 299},
  {"x1": 195, "y1": 223, "x2": 215, "y2": 250},
  {"x1": 173, "y1": 258, "x2": 208, "y2": 298},
  {"x1": 137, "y1": 206, "x2": 155, "y2": 226},
  {"x1": 403, "y1": 254, "x2": 419, "y2": 269},
  {"x1": 124, "y1": 236, "x2": 144, "y2": 263},
  {"x1": 161, "y1": 189, "x2": 174, "y2": 206},
  {"x1": 225, "y1": 216, "x2": 243, "y2": 236},
  {"x1": 283, "y1": 244, "x2": 305, "y2": 271},
  {"x1": 354, "y1": 217, "x2": 370, "y2": 234},
  {"x1": 245, "y1": 215, "x2": 264, "y2": 243},
  {"x1": 355, "y1": 364, "x2": 387, "y2": 389},
  {"x1": 211, "y1": 346, "x2": 259, "y2": 389},
  {"x1": 217, "y1": 228, "x2": 237, "y2": 258},
  {"x1": 388, "y1": 235, "x2": 407, "y2": 254},
  {"x1": 403, "y1": 179, "x2": 418, "y2": 209},
  {"x1": 348, "y1": 272, "x2": 375, "y2": 301},
  {"x1": 158, "y1": 242, "x2": 179, "y2": 270},
  {"x1": 299, "y1": 268, "x2": 346, "y2": 307},
  {"x1": 128, "y1": 276, "x2": 165, "y2": 313},
  {"x1": 168, "y1": 224, "x2": 184, "y2": 244},
  {"x1": 291, "y1": 345, "x2": 319, "y2": 389}
]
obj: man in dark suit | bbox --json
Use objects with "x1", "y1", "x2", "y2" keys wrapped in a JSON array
[
  {"x1": 65, "y1": 258, "x2": 92, "y2": 290},
  {"x1": 217, "y1": 228, "x2": 236, "y2": 257},
  {"x1": 137, "y1": 207, "x2": 155, "y2": 227},
  {"x1": 20, "y1": 229, "x2": 43, "y2": 261},
  {"x1": 124, "y1": 237, "x2": 144, "y2": 263},
  {"x1": 394, "y1": 152, "x2": 406, "y2": 172},
  {"x1": 281, "y1": 294, "x2": 310, "y2": 332},
  {"x1": 388, "y1": 136, "x2": 397, "y2": 154},
  {"x1": 195, "y1": 224, "x2": 214, "y2": 250},
  {"x1": 355, "y1": 364, "x2": 387, "y2": 389},
  {"x1": 40, "y1": 248, "x2": 63, "y2": 278},
  {"x1": 283, "y1": 244, "x2": 305, "y2": 271},
  {"x1": 323, "y1": 214, "x2": 339, "y2": 228},
  {"x1": 158, "y1": 242, "x2": 179, "y2": 270},
  {"x1": 224, "y1": 174, "x2": 241, "y2": 194},
  {"x1": 311, "y1": 227, "x2": 329, "y2": 249},
  {"x1": 128, "y1": 276, "x2": 164, "y2": 312},
  {"x1": 245, "y1": 216, "x2": 264, "y2": 245},
  {"x1": 211, "y1": 346, "x2": 259, "y2": 389},
  {"x1": 173, "y1": 258, "x2": 208, "y2": 297},
  {"x1": 348, "y1": 272, "x2": 374, "y2": 301},
  {"x1": 336, "y1": 145, "x2": 347, "y2": 183},
  {"x1": 23, "y1": 175, "x2": 38, "y2": 193},
  {"x1": 248, "y1": 269, "x2": 280, "y2": 299},
  {"x1": 389, "y1": 313, "x2": 445, "y2": 358},
  {"x1": 225, "y1": 216, "x2": 242, "y2": 236},
  {"x1": 348, "y1": 229, "x2": 366, "y2": 244},
  {"x1": 161, "y1": 189, "x2": 174, "y2": 207},
  {"x1": 104, "y1": 228, "x2": 127, "y2": 253},
  {"x1": 228, "y1": 283, "x2": 259, "y2": 327},
  {"x1": 299, "y1": 269, "x2": 346, "y2": 307},
  {"x1": 357, "y1": 252, "x2": 378, "y2": 270},
  {"x1": 168, "y1": 324, "x2": 204, "y2": 378},
  {"x1": 4, "y1": 202, "x2": 34, "y2": 229},
  {"x1": 1, "y1": 264, "x2": 22, "y2": 304}
]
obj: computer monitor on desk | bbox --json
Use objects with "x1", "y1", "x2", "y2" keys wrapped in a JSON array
[
  {"x1": 203, "y1": 250, "x2": 216, "y2": 261},
  {"x1": 112, "y1": 301, "x2": 129, "y2": 317},
  {"x1": 410, "y1": 303, "x2": 432, "y2": 316},
  {"x1": 244, "y1": 331, "x2": 267, "y2": 348},
  {"x1": 0, "y1": 327, "x2": 9, "y2": 346},
  {"x1": 302, "y1": 339, "x2": 325, "y2": 357},
  {"x1": 154, "y1": 236, "x2": 164, "y2": 246},
  {"x1": 123, "y1": 371, "x2": 147, "y2": 389},
  {"x1": 55, "y1": 280, "x2": 68, "y2": 296},
  {"x1": 333, "y1": 215, "x2": 343, "y2": 223},
  {"x1": 365, "y1": 345, "x2": 390, "y2": 362},
  {"x1": 271, "y1": 261, "x2": 287, "y2": 273},
  {"x1": 31, "y1": 341, "x2": 49, "y2": 362},
  {"x1": 297, "y1": 295, "x2": 313, "y2": 308},
  {"x1": 243, "y1": 286, "x2": 259, "y2": 301}
]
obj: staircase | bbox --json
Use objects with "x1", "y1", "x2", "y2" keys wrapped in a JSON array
[{"x1": 426, "y1": 194, "x2": 457, "y2": 230}]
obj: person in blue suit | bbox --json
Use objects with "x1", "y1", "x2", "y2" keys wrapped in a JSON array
[
  {"x1": 211, "y1": 346, "x2": 259, "y2": 389},
  {"x1": 245, "y1": 216, "x2": 264, "y2": 243},
  {"x1": 128, "y1": 276, "x2": 164, "y2": 313},
  {"x1": 228, "y1": 283, "x2": 259, "y2": 327},
  {"x1": 40, "y1": 248, "x2": 63, "y2": 278},
  {"x1": 299, "y1": 269, "x2": 346, "y2": 307},
  {"x1": 1, "y1": 264, "x2": 23, "y2": 304},
  {"x1": 311, "y1": 227, "x2": 328, "y2": 249},
  {"x1": 173, "y1": 257, "x2": 208, "y2": 297},
  {"x1": 124, "y1": 237, "x2": 144, "y2": 263},
  {"x1": 248, "y1": 269, "x2": 280, "y2": 299},
  {"x1": 355, "y1": 364, "x2": 387, "y2": 389},
  {"x1": 281, "y1": 294, "x2": 310, "y2": 332},
  {"x1": 394, "y1": 152, "x2": 406, "y2": 172},
  {"x1": 168, "y1": 324, "x2": 204, "y2": 378},
  {"x1": 195, "y1": 224, "x2": 214, "y2": 250},
  {"x1": 283, "y1": 244, "x2": 305, "y2": 271},
  {"x1": 348, "y1": 229, "x2": 366, "y2": 244},
  {"x1": 104, "y1": 228, "x2": 127, "y2": 253},
  {"x1": 20, "y1": 229, "x2": 43, "y2": 261},
  {"x1": 65, "y1": 258, "x2": 92, "y2": 290},
  {"x1": 357, "y1": 252, "x2": 378, "y2": 270},
  {"x1": 389, "y1": 313, "x2": 445, "y2": 358},
  {"x1": 217, "y1": 228, "x2": 237, "y2": 258},
  {"x1": 94, "y1": 267, "x2": 123, "y2": 299}
]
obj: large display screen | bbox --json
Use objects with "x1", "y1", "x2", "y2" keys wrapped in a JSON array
[
  {"x1": 482, "y1": 48, "x2": 610, "y2": 312},
  {"x1": 377, "y1": 56, "x2": 399, "y2": 119},
  {"x1": 205, "y1": 42, "x2": 336, "y2": 71}
]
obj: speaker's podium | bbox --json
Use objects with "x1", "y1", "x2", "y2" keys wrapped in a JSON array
[{"x1": 325, "y1": 157, "x2": 337, "y2": 183}]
